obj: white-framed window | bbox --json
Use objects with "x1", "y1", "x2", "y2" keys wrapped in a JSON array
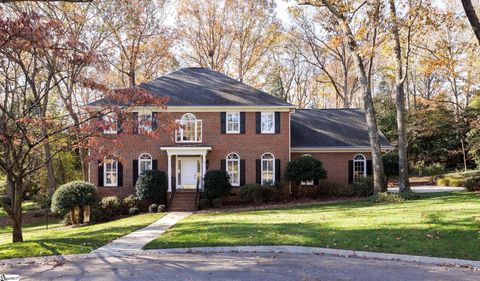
[
  {"x1": 353, "y1": 154, "x2": 367, "y2": 182},
  {"x1": 176, "y1": 113, "x2": 202, "y2": 143},
  {"x1": 102, "y1": 112, "x2": 117, "y2": 134},
  {"x1": 261, "y1": 152, "x2": 275, "y2": 185},
  {"x1": 104, "y1": 157, "x2": 118, "y2": 187},
  {"x1": 137, "y1": 110, "x2": 152, "y2": 134},
  {"x1": 226, "y1": 112, "x2": 240, "y2": 134},
  {"x1": 261, "y1": 112, "x2": 275, "y2": 134},
  {"x1": 226, "y1": 153, "x2": 240, "y2": 186},
  {"x1": 139, "y1": 153, "x2": 152, "y2": 175}
]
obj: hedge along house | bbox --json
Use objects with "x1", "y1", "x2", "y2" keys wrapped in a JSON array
[{"x1": 87, "y1": 67, "x2": 392, "y2": 211}]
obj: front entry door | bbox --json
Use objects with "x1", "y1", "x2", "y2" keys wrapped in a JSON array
[{"x1": 178, "y1": 157, "x2": 200, "y2": 189}]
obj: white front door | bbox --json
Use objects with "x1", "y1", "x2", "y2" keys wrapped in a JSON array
[{"x1": 178, "y1": 157, "x2": 200, "y2": 189}]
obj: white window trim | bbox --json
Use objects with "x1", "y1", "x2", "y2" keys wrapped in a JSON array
[
  {"x1": 175, "y1": 113, "x2": 202, "y2": 143},
  {"x1": 261, "y1": 111, "x2": 275, "y2": 134},
  {"x1": 226, "y1": 153, "x2": 240, "y2": 186},
  {"x1": 102, "y1": 113, "x2": 117, "y2": 135},
  {"x1": 261, "y1": 152, "x2": 275, "y2": 185},
  {"x1": 301, "y1": 180, "x2": 314, "y2": 186},
  {"x1": 103, "y1": 158, "x2": 118, "y2": 187},
  {"x1": 138, "y1": 153, "x2": 153, "y2": 175},
  {"x1": 137, "y1": 110, "x2": 153, "y2": 134},
  {"x1": 353, "y1": 154, "x2": 367, "y2": 182},
  {"x1": 226, "y1": 112, "x2": 240, "y2": 134}
]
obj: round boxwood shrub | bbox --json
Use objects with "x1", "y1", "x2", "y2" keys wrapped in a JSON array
[
  {"x1": 101, "y1": 196, "x2": 121, "y2": 218},
  {"x1": 51, "y1": 181, "x2": 97, "y2": 216},
  {"x1": 203, "y1": 170, "x2": 231, "y2": 202},
  {"x1": 148, "y1": 203, "x2": 158, "y2": 213},
  {"x1": 128, "y1": 207, "x2": 140, "y2": 215},
  {"x1": 136, "y1": 170, "x2": 168, "y2": 204},
  {"x1": 285, "y1": 156, "x2": 327, "y2": 196}
]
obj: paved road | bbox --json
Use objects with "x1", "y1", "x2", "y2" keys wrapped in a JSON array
[
  {"x1": 1, "y1": 252, "x2": 478, "y2": 281},
  {"x1": 388, "y1": 185, "x2": 465, "y2": 193}
]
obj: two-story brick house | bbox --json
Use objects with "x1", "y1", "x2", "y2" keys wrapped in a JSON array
[{"x1": 87, "y1": 68, "x2": 391, "y2": 210}]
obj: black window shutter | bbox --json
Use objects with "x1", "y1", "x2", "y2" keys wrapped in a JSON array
[
  {"x1": 366, "y1": 160, "x2": 373, "y2": 176},
  {"x1": 152, "y1": 112, "x2": 158, "y2": 130},
  {"x1": 348, "y1": 160, "x2": 353, "y2": 184},
  {"x1": 256, "y1": 159, "x2": 261, "y2": 184},
  {"x1": 275, "y1": 159, "x2": 281, "y2": 183},
  {"x1": 220, "y1": 112, "x2": 226, "y2": 134},
  {"x1": 133, "y1": 160, "x2": 139, "y2": 186},
  {"x1": 240, "y1": 112, "x2": 246, "y2": 134},
  {"x1": 275, "y1": 112, "x2": 280, "y2": 134},
  {"x1": 98, "y1": 160, "x2": 104, "y2": 187},
  {"x1": 132, "y1": 112, "x2": 139, "y2": 134},
  {"x1": 256, "y1": 112, "x2": 261, "y2": 134},
  {"x1": 152, "y1": 159, "x2": 158, "y2": 170},
  {"x1": 118, "y1": 161, "x2": 123, "y2": 187},
  {"x1": 220, "y1": 159, "x2": 226, "y2": 171},
  {"x1": 117, "y1": 112, "x2": 123, "y2": 133},
  {"x1": 240, "y1": 159, "x2": 245, "y2": 186},
  {"x1": 314, "y1": 178, "x2": 319, "y2": 186}
]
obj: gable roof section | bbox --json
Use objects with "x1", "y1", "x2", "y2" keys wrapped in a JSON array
[
  {"x1": 88, "y1": 68, "x2": 293, "y2": 108},
  {"x1": 291, "y1": 109, "x2": 392, "y2": 149}
]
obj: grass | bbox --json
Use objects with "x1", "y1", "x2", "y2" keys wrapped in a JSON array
[
  {"x1": 0, "y1": 213, "x2": 164, "y2": 259},
  {"x1": 0, "y1": 201, "x2": 40, "y2": 217},
  {"x1": 145, "y1": 192, "x2": 480, "y2": 260},
  {"x1": 437, "y1": 170, "x2": 480, "y2": 187}
]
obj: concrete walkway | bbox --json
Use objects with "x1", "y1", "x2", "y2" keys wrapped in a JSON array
[
  {"x1": 388, "y1": 185, "x2": 465, "y2": 193},
  {"x1": 92, "y1": 212, "x2": 191, "y2": 254}
]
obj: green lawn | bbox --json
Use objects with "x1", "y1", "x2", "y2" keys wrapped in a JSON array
[
  {"x1": 145, "y1": 192, "x2": 480, "y2": 260},
  {"x1": 0, "y1": 213, "x2": 164, "y2": 259},
  {"x1": 0, "y1": 201, "x2": 40, "y2": 217}
]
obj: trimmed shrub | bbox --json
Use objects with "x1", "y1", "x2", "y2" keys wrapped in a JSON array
[
  {"x1": 351, "y1": 177, "x2": 374, "y2": 197},
  {"x1": 101, "y1": 196, "x2": 121, "y2": 218},
  {"x1": 317, "y1": 181, "x2": 354, "y2": 197},
  {"x1": 284, "y1": 156, "x2": 327, "y2": 196},
  {"x1": 203, "y1": 170, "x2": 231, "y2": 202},
  {"x1": 136, "y1": 170, "x2": 168, "y2": 204},
  {"x1": 399, "y1": 191, "x2": 420, "y2": 200},
  {"x1": 436, "y1": 178, "x2": 450, "y2": 186},
  {"x1": 368, "y1": 192, "x2": 404, "y2": 204},
  {"x1": 122, "y1": 195, "x2": 139, "y2": 209},
  {"x1": 239, "y1": 184, "x2": 278, "y2": 204},
  {"x1": 148, "y1": 203, "x2": 158, "y2": 213},
  {"x1": 157, "y1": 205, "x2": 166, "y2": 212},
  {"x1": 51, "y1": 181, "x2": 97, "y2": 218},
  {"x1": 212, "y1": 198, "x2": 223, "y2": 207},
  {"x1": 128, "y1": 207, "x2": 140, "y2": 215},
  {"x1": 464, "y1": 176, "x2": 480, "y2": 192},
  {"x1": 198, "y1": 198, "x2": 209, "y2": 210}
]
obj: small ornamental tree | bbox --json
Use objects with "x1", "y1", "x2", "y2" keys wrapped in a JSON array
[
  {"x1": 203, "y1": 170, "x2": 232, "y2": 202},
  {"x1": 284, "y1": 156, "x2": 327, "y2": 196},
  {"x1": 51, "y1": 181, "x2": 97, "y2": 224},
  {"x1": 136, "y1": 170, "x2": 168, "y2": 205}
]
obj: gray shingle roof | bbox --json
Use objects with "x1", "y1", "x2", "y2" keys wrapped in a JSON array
[
  {"x1": 88, "y1": 68, "x2": 293, "y2": 107},
  {"x1": 291, "y1": 109, "x2": 392, "y2": 148}
]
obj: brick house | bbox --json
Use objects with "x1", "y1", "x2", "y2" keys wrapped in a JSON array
[{"x1": 87, "y1": 68, "x2": 392, "y2": 210}]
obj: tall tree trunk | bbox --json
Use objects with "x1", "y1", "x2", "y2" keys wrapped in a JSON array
[
  {"x1": 389, "y1": 0, "x2": 411, "y2": 192},
  {"x1": 43, "y1": 140, "x2": 56, "y2": 198},
  {"x1": 320, "y1": 0, "x2": 387, "y2": 193},
  {"x1": 12, "y1": 179, "x2": 23, "y2": 243},
  {"x1": 461, "y1": 0, "x2": 480, "y2": 45}
]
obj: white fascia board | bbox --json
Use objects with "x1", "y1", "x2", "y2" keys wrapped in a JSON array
[
  {"x1": 291, "y1": 146, "x2": 394, "y2": 153},
  {"x1": 86, "y1": 105, "x2": 296, "y2": 112}
]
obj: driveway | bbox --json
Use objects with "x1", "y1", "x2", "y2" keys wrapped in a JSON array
[
  {"x1": 388, "y1": 185, "x2": 465, "y2": 193},
  {"x1": 1, "y1": 252, "x2": 478, "y2": 281}
]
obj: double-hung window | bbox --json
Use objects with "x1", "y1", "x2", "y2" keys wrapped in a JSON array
[
  {"x1": 226, "y1": 112, "x2": 240, "y2": 134},
  {"x1": 353, "y1": 154, "x2": 367, "y2": 182},
  {"x1": 261, "y1": 153, "x2": 275, "y2": 185},
  {"x1": 226, "y1": 153, "x2": 240, "y2": 186},
  {"x1": 104, "y1": 157, "x2": 118, "y2": 187},
  {"x1": 261, "y1": 112, "x2": 275, "y2": 134}
]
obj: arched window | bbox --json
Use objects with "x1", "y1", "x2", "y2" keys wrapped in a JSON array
[
  {"x1": 104, "y1": 156, "x2": 118, "y2": 187},
  {"x1": 176, "y1": 113, "x2": 202, "y2": 142},
  {"x1": 353, "y1": 154, "x2": 367, "y2": 182},
  {"x1": 226, "y1": 153, "x2": 240, "y2": 186},
  {"x1": 139, "y1": 153, "x2": 152, "y2": 175},
  {"x1": 261, "y1": 153, "x2": 275, "y2": 185}
]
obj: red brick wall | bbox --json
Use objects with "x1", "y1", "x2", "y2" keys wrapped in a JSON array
[
  {"x1": 291, "y1": 151, "x2": 372, "y2": 184},
  {"x1": 89, "y1": 111, "x2": 291, "y2": 198}
]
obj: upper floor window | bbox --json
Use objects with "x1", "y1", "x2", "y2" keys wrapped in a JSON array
[
  {"x1": 176, "y1": 113, "x2": 202, "y2": 143},
  {"x1": 139, "y1": 153, "x2": 152, "y2": 175},
  {"x1": 226, "y1": 153, "x2": 240, "y2": 186},
  {"x1": 102, "y1": 112, "x2": 117, "y2": 134},
  {"x1": 104, "y1": 157, "x2": 118, "y2": 187},
  {"x1": 261, "y1": 112, "x2": 275, "y2": 134},
  {"x1": 353, "y1": 154, "x2": 367, "y2": 182},
  {"x1": 138, "y1": 110, "x2": 152, "y2": 134},
  {"x1": 261, "y1": 152, "x2": 275, "y2": 185},
  {"x1": 226, "y1": 112, "x2": 240, "y2": 134}
]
